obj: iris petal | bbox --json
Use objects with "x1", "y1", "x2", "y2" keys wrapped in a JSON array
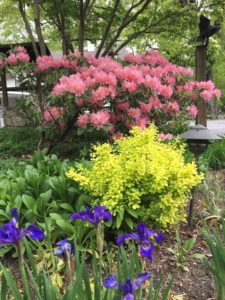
[
  {"x1": 122, "y1": 278, "x2": 133, "y2": 294},
  {"x1": 140, "y1": 242, "x2": 154, "y2": 262},
  {"x1": 103, "y1": 275, "x2": 118, "y2": 289},
  {"x1": 133, "y1": 272, "x2": 151, "y2": 290},
  {"x1": 123, "y1": 294, "x2": 134, "y2": 300},
  {"x1": 20, "y1": 225, "x2": 44, "y2": 240},
  {"x1": 154, "y1": 232, "x2": 164, "y2": 243},
  {"x1": 70, "y1": 206, "x2": 112, "y2": 225},
  {"x1": 54, "y1": 239, "x2": 75, "y2": 257},
  {"x1": 0, "y1": 220, "x2": 19, "y2": 244},
  {"x1": 116, "y1": 233, "x2": 139, "y2": 246}
]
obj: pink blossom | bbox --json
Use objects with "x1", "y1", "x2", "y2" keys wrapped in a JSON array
[
  {"x1": 151, "y1": 97, "x2": 161, "y2": 108},
  {"x1": 144, "y1": 76, "x2": 161, "y2": 91},
  {"x1": 90, "y1": 111, "x2": 110, "y2": 129},
  {"x1": 171, "y1": 101, "x2": 179, "y2": 111},
  {"x1": 7, "y1": 54, "x2": 17, "y2": 65},
  {"x1": 123, "y1": 81, "x2": 137, "y2": 93},
  {"x1": 91, "y1": 86, "x2": 110, "y2": 102},
  {"x1": 116, "y1": 100, "x2": 130, "y2": 111},
  {"x1": 160, "y1": 133, "x2": 173, "y2": 141},
  {"x1": 140, "y1": 101, "x2": 153, "y2": 114},
  {"x1": 200, "y1": 90, "x2": 213, "y2": 101},
  {"x1": 187, "y1": 104, "x2": 198, "y2": 118},
  {"x1": 137, "y1": 117, "x2": 149, "y2": 129},
  {"x1": 213, "y1": 89, "x2": 221, "y2": 99},
  {"x1": 52, "y1": 74, "x2": 86, "y2": 96},
  {"x1": 14, "y1": 46, "x2": 27, "y2": 54},
  {"x1": 159, "y1": 85, "x2": 173, "y2": 98},
  {"x1": 16, "y1": 52, "x2": 30, "y2": 62},
  {"x1": 0, "y1": 59, "x2": 4, "y2": 66},
  {"x1": 44, "y1": 107, "x2": 64, "y2": 122},
  {"x1": 77, "y1": 113, "x2": 90, "y2": 128},
  {"x1": 127, "y1": 108, "x2": 141, "y2": 119}
]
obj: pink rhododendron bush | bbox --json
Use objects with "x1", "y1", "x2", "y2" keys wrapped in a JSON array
[{"x1": 1, "y1": 46, "x2": 221, "y2": 151}]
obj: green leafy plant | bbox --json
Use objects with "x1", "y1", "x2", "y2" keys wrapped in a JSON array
[
  {"x1": 202, "y1": 139, "x2": 225, "y2": 170},
  {"x1": 0, "y1": 151, "x2": 90, "y2": 248},
  {"x1": 198, "y1": 173, "x2": 225, "y2": 221},
  {"x1": 203, "y1": 220, "x2": 225, "y2": 300},
  {"x1": 167, "y1": 231, "x2": 203, "y2": 271}
]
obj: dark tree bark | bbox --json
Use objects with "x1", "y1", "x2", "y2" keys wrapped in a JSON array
[
  {"x1": 33, "y1": 0, "x2": 47, "y2": 56},
  {"x1": 18, "y1": 0, "x2": 40, "y2": 57},
  {"x1": 52, "y1": 0, "x2": 74, "y2": 54},
  {"x1": 95, "y1": 0, "x2": 120, "y2": 58},
  {"x1": 78, "y1": 0, "x2": 85, "y2": 55}
]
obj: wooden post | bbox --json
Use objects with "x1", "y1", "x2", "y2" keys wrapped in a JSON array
[
  {"x1": 1, "y1": 67, "x2": 9, "y2": 107},
  {"x1": 195, "y1": 45, "x2": 207, "y2": 126}
]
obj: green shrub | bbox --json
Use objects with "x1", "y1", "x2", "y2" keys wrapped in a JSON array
[
  {"x1": 202, "y1": 139, "x2": 225, "y2": 170},
  {"x1": 0, "y1": 127, "x2": 107, "y2": 159},
  {"x1": 0, "y1": 157, "x2": 19, "y2": 171},
  {"x1": 0, "y1": 127, "x2": 40, "y2": 158},
  {"x1": 66, "y1": 126, "x2": 203, "y2": 229}
]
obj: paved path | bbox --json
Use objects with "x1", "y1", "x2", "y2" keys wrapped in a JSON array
[
  {"x1": 206, "y1": 119, "x2": 225, "y2": 136},
  {"x1": 190, "y1": 119, "x2": 225, "y2": 137}
]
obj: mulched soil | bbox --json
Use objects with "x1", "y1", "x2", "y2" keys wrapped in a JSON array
[{"x1": 150, "y1": 229, "x2": 215, "y2": 300}]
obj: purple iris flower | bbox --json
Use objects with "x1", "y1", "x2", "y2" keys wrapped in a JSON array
[
  {"x1": 54, "y1": 239, "x2": 75, "y2": 259},
  {"x1": 70, "y1": 205, "x2": 112, "y2": 226},
  {"x1": 103, "y1": 272, "x2": 151, "y2": 300},
  {"x1": 116, "y1": 224, "x2": 163, "y2": 261},
  {"x1": 0, "y1": 208, "x2": 44, "y2": 247}
]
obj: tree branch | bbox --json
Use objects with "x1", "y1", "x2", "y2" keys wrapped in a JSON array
[
  {"x1": 18, "y1": 0, "x2": 40, "y2": 57},
  {"x1": 112, "y1": 10, "x2": 188, "y2": 56},
  {"x1": 102, "y1": 0, "x2": 152, "y2": 56},
  {"x1": 95, "y1": 0, "x2": 120, "y2": 58}
]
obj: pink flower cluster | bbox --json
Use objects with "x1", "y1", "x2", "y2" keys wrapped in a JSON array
[
  {"x1": 4, "y1": 45, "x2": 220, "y2": 137},
  {"x1": 159, "y1": 133, "x2": 173, "y2": 141},
  {"x1": 77, "y1": 111, "x2": 110, "y2": 129},
  {"x1": 36, "y1": 54, "x2": 78, "y2": 72},
  {"x1": 48, "y1": 50, "x2": 221, "y2": 137},
  {"x1": 44, "y1": 107, "x2": 64, "y2": 122},
  {"x1": 7, "y1": 46, "x2": 30, "y2": 65}
]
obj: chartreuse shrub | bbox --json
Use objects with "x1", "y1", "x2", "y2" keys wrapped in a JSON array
[{"x1": 66, "y1": 125, "x2": 203, "y2": 229}]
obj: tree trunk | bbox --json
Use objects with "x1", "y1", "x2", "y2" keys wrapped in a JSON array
[
  {"x1": 18, "y1": 0, "x2": 40, "y2": 57},
  {"x1": 33, "y1": 0, "x2": 46, "y2": 56},
  {"x1": 78, "y1": 0, "x2": 85, "y2": 56}
]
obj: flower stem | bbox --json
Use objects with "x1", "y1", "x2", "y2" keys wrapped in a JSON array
[{"x1": 17, "y1": 240, "x2": 24, "y2": 267}]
